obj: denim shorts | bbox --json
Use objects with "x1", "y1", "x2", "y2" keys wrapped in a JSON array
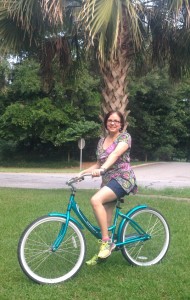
[{"x1": 106, "y1": 179, "x2": 127, "y2": 199}]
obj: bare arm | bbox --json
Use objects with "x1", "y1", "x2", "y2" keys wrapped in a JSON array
[
  {"x1": 91, "y1": 142, "x2": 129, "y2": 176},
  {"x1": 101, "y1": 142, "x2": 129, "y2": 170},
  {"x1": 79, "y1": 161, "x2": 101, "y2": 176}
]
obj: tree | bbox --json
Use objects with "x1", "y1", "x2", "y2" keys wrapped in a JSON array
[
  {"x1": 79, "y1": 0, "x2": 190, "y2": 123},
  {"x1": 172, "y1": 80, "x2": 190, "y2": 161},
  {"x1": 0, "y1": 58, "x2": 101, "y2": 160},
  {"x1": 0, "y1": 57, "x2": 10, "y2": 89},
  {"x1": 78, "y1": 0, "x2": 142, "y2": 122},
  {"x1": 128, "y1": 69, "x2": 190, "y2": 161},
  {"x1": 0, "y1": 0, "x2": 82, "y2": 92},
  {"x1": 1, "y1": 0, "x2": 190, "y2": 125}
]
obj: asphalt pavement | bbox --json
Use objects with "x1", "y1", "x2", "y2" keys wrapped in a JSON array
[{"x1": 0, "y1": 162, "x2": 190, "y2": 190}]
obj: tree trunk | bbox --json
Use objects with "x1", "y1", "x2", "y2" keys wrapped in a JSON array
[
  {"x1": 100, "y1": 58, "x2": 130, "y2": 128},
  {"x1": 99, "y1": 7, "x2": 133, "y2": 129}
]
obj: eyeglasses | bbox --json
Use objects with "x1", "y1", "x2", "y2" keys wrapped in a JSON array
[{"x1": 107, "y1": 119, "x2": 121, "y2": 124}]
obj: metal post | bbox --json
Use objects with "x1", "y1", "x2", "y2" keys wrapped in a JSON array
[{"x1": 80, "y1": 142, "x2": 83, "y2": 171}]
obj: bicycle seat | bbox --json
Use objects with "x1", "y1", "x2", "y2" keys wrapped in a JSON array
[
  {"x1": 116, "y1": 185, "x2": 138, "y2": 206},
  {"x1": 131, "y1": 184, "x2": 138, "y2": 195}
]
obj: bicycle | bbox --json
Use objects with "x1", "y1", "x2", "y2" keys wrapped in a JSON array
[{"x1": 18, "y1": 174, "x2": 170, "y2": 284}]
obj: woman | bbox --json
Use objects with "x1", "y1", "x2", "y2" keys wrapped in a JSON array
[{"x1": 79, "y1": 111, "x2": 137, "y2": 265}]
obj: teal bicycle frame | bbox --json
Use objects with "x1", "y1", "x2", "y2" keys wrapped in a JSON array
[
  {"x1": 17, "y1": 174, "x2": 170, "y2": 285},
  {"x1": 48, "y1": 177, "x2": 150, "y2": 251}
]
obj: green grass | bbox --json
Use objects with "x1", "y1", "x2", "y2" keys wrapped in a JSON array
[
  {"x1": 0, "y1": 161, "x2": 148, "y2": 173},
  {"x1": 0, "y1": 167, "x2": 79, "y2": 173},
  {"x1": 0, "y1": 159, "x2": 84, "y2": 173},
  {"x1": 138, "y1": 186, "x2": 190, "y2": 199},
  {"x1": 0, "y1": 187, "x2": 190, "y2": 300},
  {"x1": 0, "y1": 163, "x2": 80, "y2": 173}
]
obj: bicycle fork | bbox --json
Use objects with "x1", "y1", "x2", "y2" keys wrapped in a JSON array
[{"x1": 51, "y1": 217, "x2": 70, "y2": 252}]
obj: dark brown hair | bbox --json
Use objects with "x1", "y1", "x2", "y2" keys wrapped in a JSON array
[{"x1": 104, "y1": 111, "x2": 125, "y2": 131}]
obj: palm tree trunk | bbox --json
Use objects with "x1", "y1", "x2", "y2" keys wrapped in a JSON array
[
  {"x1": 99, "y1": 8, "x2": 132, "y2": 128},
  {"x1": 100, "y1": 58, "x2": 130, "y2": 125}
]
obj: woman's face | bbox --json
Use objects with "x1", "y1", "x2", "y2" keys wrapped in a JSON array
[{"x1": 106, "y1": 112, "x2": 121, "y2": 134}]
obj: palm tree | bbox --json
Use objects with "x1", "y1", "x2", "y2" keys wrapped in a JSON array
[
  {"x1": 0, "y1": 0, "x2": 190, "y2": 123},
  {"x1": 78, "y1": 0, "x2": 190, "y2": 123},
  {"x1": 0, "y1": 0, "x2": 82, "y2": 91},
  {"x1": 78, "y1": 0, "x2": 143, "y2": 122}
]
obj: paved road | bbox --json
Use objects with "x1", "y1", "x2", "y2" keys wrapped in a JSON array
[
  {"x1": 0, "y1": 162, "x2": 190, "y2": 190},
  {"x1": 134, "y1": 162, "x2": 190, "y2": 189}
]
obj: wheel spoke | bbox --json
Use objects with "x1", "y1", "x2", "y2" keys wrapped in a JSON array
[
  {"x1": 121, "y1": 208, "x2": 170, "y2": 266},
  {"x1": 18, "y1": 216, "x2": 86, "y2": 284}
]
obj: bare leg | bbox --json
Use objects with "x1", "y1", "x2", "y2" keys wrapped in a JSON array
[
  {"x1": 86, "y1": 187, "x2": 117, "y2": 264},
  {"x1": 90, "y1": 186, "x2": 117, "y2": 240},
  {"x1": 104, "y1": 202, "x2": 116, "y2": 227}
]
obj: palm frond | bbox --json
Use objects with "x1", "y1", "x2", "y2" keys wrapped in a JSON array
[
  {"x1": 78, "y1": 0, "x2": 143, "y2": 62},
  {"x1": 0, "y1": 5, "x2": 35, "y2": 53},
  {"x1": 40, "y1": 0, "x2": 64, "y2": 24},
  {"x1": 169, "y1": 28, "x2": 190, "y2": 79},
  {"x1": 167, "y1": 0, "x2": 190, "y2": 27}
]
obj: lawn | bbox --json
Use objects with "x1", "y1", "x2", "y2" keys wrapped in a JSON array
[
  {"x1": 0, "y1": 160, "x2": 148, "y2": 173},
  {"x1": 0, "y1": 187, "x2": 189, "y2": 300}
]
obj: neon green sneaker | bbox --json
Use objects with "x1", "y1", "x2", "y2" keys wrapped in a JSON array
[
  {"x1": 86, "y1": 254, "x2": 99, "y2": 266},
  {"x1": 98, "y1": 241, "x2": 116, "y2": 259}
]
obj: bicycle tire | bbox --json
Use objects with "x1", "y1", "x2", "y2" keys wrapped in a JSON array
[
  {"x1": 121, "y1": 207, "x2": 170, "y2": 266},
  {"x1": 18, "y1": 215, "x2": 86, "y2": 284}
]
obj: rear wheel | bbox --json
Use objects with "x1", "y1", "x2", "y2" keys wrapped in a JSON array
[
  {"x1": 121, "y1": 208, "x2": 170, "y2": 266},
  {"x1": 18, "y1": 216, "x2": 86, "y2": 284}
]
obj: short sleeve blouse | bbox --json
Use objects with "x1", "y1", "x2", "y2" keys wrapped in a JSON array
[{"x1": 96, "y1": 131, "x2": 137, "y2": 193}]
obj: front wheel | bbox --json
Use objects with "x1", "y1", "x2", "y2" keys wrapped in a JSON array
[
  {"x1": 121, "y1": 208, "x2": 170, "y2": 266},
  {"x1": 18, "y1": 216, "x2": 86, "y2": 284}
]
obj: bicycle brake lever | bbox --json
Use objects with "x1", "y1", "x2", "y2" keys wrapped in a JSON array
[
  {"x1": 77, "y1": 176, "x2": 84, "y2": 182},
  {"x1": 66, "y1": 173, "x2": 91, "y2": 185},
  {"x1": 66, "y1": 176, "x2": 84, "y2": 185},
  {"x1": 66, "y1": 177, "x2": 78, "y2": 185}
]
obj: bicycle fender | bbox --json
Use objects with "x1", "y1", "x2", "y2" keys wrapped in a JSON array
[
  {"x1": 117, "y1": 205, "x2": 148, "y2": 240},
  {"x1": 125, "y1": 204, "x2": 148, "y2": 217},
  {"x1": 48, "y1": 212, "x2": 84, "y2": 229}
]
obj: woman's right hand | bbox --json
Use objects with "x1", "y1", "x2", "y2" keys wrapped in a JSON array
[
  {"x1": 78, "y1": 162, "x2": 101, "y2": 178},
  {"x1": 91, "y1": 169, "x2": 103, "y2": 177}
]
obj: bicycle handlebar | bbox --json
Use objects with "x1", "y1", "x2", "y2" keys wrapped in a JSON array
[
  {"x1": 66, "y1": 170, "x2": 105, "y2": 186},
  {"x1": 66, "y1": 173, "x2": 92, "y2": 185}
]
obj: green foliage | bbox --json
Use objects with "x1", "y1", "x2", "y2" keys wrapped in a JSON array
[
  {"x1": 172, "y1": 80, "x2": 190, "y2": 160},
  {"x1": 0, "y1": 58, "x2": 101, "y2": 161},
  {"x1": 0, "y1": 96, "x2": 100, "y2": 145},
  {"x1": 0, "y1": 56, "x2": 189, "y2": 162},
  {"x1": 53, "y1": 62, "x2": 101, "y2": 120},
  {"x1": 0, "y1": 57, "x2": 11, "y2": 90},
  {"x1": 11, "y1": 59, "x2": 41, "y2": 95},
  {"x1": 128, "y1": 69, "x2": 190, "y2": 161},
  {"x1": 55, "y1": 120, "x2": 100, "y2": 145}
]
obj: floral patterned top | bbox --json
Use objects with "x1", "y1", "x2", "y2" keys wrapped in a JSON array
[{"x1": 96, "y1": 131, "x2": 137, "y2": 194}]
